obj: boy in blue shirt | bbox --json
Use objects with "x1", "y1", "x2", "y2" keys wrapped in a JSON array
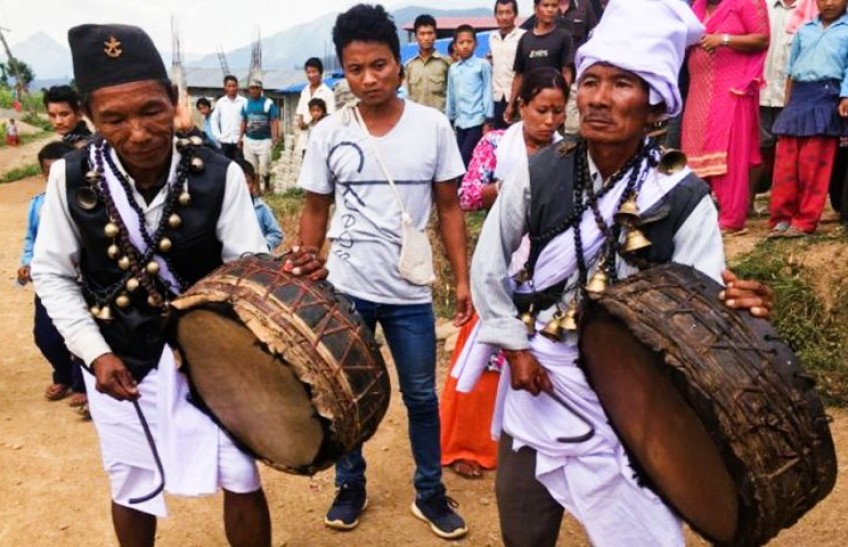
[
  {"x1": 17, "y1": 141, "x2": 88, "y2": 411},
  {"x1": 446, "y1": 25, "x2": 494, "y2": 167},
  {"x1": 237, "y1": 159, "x2": 284, "y2": 250}
]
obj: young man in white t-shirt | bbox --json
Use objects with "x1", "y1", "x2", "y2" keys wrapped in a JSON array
[{"x1": 297, "y1": 4, "x2": 473, "y2": 541}]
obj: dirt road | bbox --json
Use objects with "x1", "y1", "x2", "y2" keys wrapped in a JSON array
[
  {"x1": 0, "y1": 134, "x2": 57, "y2": 179},
  {"x1": 0, "y1": 176, "x2": 845, "y2": 546}
]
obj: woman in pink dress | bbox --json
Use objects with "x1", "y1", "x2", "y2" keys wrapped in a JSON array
[{"x1": 682, "y1": 0, "x2": 770, "y2": 234}]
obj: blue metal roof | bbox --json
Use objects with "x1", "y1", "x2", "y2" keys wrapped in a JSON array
[
  {"x1": 400, "y1": 31, "x2": 493, "y2": 64},
  {"x1": 278, "y1": 32, "x2": 495, "y2": 93}
]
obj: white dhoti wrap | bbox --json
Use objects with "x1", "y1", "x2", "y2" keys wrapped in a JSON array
[
  {"x1": 495, "y1": 336, "x2": 684, "y2": 546},
  {"x1": 83, "y1": 347, "x2": 260, "y2": 517}
]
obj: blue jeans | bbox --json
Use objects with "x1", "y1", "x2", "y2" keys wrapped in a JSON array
[{"x1": 335, "y1": 295, "x2": 443, "y2": 498}]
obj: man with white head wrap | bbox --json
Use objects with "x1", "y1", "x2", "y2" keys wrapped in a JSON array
[{"x1": 458, "y1": 0, "x2": 775, "y2": 545}]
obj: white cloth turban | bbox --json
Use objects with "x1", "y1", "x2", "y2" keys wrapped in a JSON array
[{"x1": 575, "y1": 0, "x2": 704, "y2": 118}]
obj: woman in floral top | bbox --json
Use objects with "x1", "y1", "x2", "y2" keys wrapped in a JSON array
[
  {"x1": 458, "y1": 67, "x2": 568, "y2": 212},
  {"x1": 442, "y1": 67, "x2": 568, "y2": 479}
]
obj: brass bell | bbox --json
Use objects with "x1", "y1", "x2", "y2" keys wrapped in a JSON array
[
  {"x1": 146, "y1": 261, "x2": 160, "y2": 275},
  {"x1": 190, "y1": 156, "x2": 204, "y2": 172},
  {"x1": 658, "y1": 148, "x2": 688, "y2": 175},
  {"x1": 586, "y1": 268, "x2": 609, "y2": 293},
  {"x1": 126, "y1": 277, "x2": 140, "y2": 292},
  {"x1": 178, "y1": 191, "x2": 191, "y2": 206},
  {"x1": 84, "y1": 170, "x2": 100, "y2": 184},
  {"x1": 168, "y1": 214, "x2": 182, "y2": 229},
  {"x1": 613, "y1": 195, "x2": 641, "y2": 227},
  {"x1": 189, "y1": 135, "x2": 203, "y2": 147},
  {"x1": 107, "y1": 244, "x2": 120, "y2": 260},
  {"x1": 90, "y1": 305, "x2": 101, "y2": 317},
  {"x1": 117, "y1": 256, "x2": 131, "y2": 270},
  {"x1": 115, "y1": 294, "x2": 131, "y2": 308},
  {"x1": 561, "y1": 303, "x2": 578, "y2": 332},
  {"x1": 96, "y1": 305, "x2": 113, "y2": 321},
  {"x1": 104, "y1": 222, "x2": 120, "y2": 238},
  {"x1": 159, "y1": 237, "x2": 172, "y2": 252},
  {"x1": 147, "y1": 294, "x2": 160, "y2": 307},
  {"x1": 540, "y1": 311, "x2": 565, "y2": 341},
  {"x1": 520, "y1": 309, "x2": 537, "y2": 336},
  {"x1": 75, "y1": 187, "x2": 99, "y2": 210},
  {"x1": 622, "y1": 228, "x2": 652, "y2": 253}
]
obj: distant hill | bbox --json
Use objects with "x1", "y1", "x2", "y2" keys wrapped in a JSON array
[
  {"x1": 193, "y1": 5, "x2": 491, "y2": 72},
  {"x1": 3, "y1": 5, "x2": 490, "y2": 81},
  {"x1": 2, "y1": 32, "x2": 73, "y2": 81}
]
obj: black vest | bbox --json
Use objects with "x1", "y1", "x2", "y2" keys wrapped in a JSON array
[
  {"x1": 65, "y1": 145, "x2": 230, "y2": 380},
  {"x1": 516, "y1": 142, "x2": 710, "y2": 312}
]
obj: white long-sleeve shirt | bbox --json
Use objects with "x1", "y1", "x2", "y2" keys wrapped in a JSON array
[
  {"x1": 210, "y1": 94, "x2": 248, "y2": 144},
  {"x1": 31, "y1": 147, "x2": 268, "y2": 366},
  {"x1": 489, "y1": 26, "x2": 526, "y2": 102}
]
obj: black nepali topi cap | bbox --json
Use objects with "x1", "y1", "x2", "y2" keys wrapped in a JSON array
[{"x1": 68, "y1": 24, "x2": 169, "y2": 95}]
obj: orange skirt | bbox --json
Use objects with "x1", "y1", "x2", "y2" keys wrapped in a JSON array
[{"x1": 439, "y1": 314, "x2": 500, "y2": 469}]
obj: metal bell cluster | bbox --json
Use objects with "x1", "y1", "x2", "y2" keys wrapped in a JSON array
[
  {"x1": 615, "y1": 194, "x2": 651, "y2": 254},
  {"x1": 539, "y1": 302, "x2": 578, "y2": 342}
]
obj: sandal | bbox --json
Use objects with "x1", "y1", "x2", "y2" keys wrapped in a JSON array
[
  {"x1": 78, "y1": 403, "x2": 92, "y2": 421},
  {"x1": 451, "y1": 459, "x2": 484, "y2": 479},
  {"x1": 44, "y1": 383, "x2": 71, "y2": 401},
  {"x1": 68, "y1": 393, "x2": 88, "y2": 408}
]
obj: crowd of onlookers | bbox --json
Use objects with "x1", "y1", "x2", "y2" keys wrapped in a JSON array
[{"x1": 238, "y1": 0, "x2": 848, "y2": 237}]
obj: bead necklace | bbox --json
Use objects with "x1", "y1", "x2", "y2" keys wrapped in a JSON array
[{"x1": 83, "y1": 137, "x2": 198, "y2": 318}]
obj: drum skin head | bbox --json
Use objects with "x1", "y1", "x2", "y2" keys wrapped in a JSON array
[
  {"x1": 580, "y1": 307, "x2": 739, "y2": 542},
  {"x1": 578, "y1": 263, "x2": 838, "y2": 546},
  {"x1": 178, "y1": 309, "x2": 324, "y2": 469}
]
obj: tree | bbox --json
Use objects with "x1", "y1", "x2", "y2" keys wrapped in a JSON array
[{"x1": 0, "y1": 58, "x2": 35, "y2": 90}]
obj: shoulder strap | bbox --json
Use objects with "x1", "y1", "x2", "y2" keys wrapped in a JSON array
[{"x1": 351, "y1": 106, "x2": 408, "y2": 218}]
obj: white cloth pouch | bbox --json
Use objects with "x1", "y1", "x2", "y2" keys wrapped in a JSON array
[{"x1": 398, "y1": 212, "x2": 436, "y2": 286}]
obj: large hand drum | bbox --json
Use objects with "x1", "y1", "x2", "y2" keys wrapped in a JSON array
[
  {"x1": 171, "y1": 256, "x2": 390, "y2": 475},
  {"x1": 578, "y1": 264, "x2": 837, "y2": 546}
]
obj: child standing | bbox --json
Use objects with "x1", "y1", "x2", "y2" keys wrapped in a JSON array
[
  {"x1": 446, "y1": 25, "x2": 494, "y2": 167},
  {"x1": 6, "y1": 118, "x2": 19, "y2": 146},
  {"x1": 305, "y1": 97, "x2": 329, "y2": 154},
  {"x1": 18, "y1": 141, "x2": 88, "y2": 412},
  {"x1": 769, "y1": 0, "x2": 848, "y2": 237},
  {"x1": 237, "y1": 159, "x2": 284, "y2": 250}
]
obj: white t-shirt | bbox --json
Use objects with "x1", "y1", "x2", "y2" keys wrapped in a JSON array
[
  {"x1": 298, "y1": 100, "x2": 465, "y2": 304},
  {"x1": 296, "y1": 83, "x2": 337, "y2": 153}
]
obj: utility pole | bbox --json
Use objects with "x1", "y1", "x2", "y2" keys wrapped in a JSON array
[{"x1": 0, "y1": 25, "x2": 25, "y2": 98}]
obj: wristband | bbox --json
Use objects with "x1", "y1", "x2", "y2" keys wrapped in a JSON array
[{"x1": 721, "y1": 34, "x2": 731, "y2": 47}]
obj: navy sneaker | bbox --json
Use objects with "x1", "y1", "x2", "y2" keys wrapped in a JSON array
[
  {"x1": 324, "y1": 483, "x2": 368, "y2": 530},
  {"x1": 411, "y1": 490, "x2": 468, "y2": 539}
]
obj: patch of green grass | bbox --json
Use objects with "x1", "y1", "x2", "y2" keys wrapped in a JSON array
[
  {"x1": 271, "y1": 141, "x2": 284, "y2": 163},
  {"x1": 21, "y1": 111, "x2": 53, "y2": 132},
  {"x1": 731, "y1": 241, "x2": 848, "y2": 406},
  {"x1": 1, "y1": 163, "x2": 40, "y2": 183}
]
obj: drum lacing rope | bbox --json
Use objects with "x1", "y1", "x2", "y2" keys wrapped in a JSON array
[
  {"x1": 545, "y1": 389, "x2": 596, "y2": 443},
  {"x1": 128, "y1": 399, "x2": 166, "y2": 504}
]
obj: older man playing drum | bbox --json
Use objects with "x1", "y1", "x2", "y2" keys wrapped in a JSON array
[
  {"x1": 30, "y1": 23, "x2": 321, "y2": 547},
  {"x1": 455, "y1": 0, "x2": 774, "y2": 545}
]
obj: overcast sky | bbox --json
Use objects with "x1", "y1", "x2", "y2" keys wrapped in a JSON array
[{"x1": 1, "y1": 0, "x2": 536, "y2": 54}]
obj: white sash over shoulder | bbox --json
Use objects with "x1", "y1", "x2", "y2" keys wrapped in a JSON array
[{"x1": 453, "y1": 157, "x2": 693, "y2": 393}]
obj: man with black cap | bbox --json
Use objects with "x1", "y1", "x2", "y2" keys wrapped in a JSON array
[
  {"x1": 240, "y1": 78, "x2": 280, "y2": 193},
  {"x1": 30, "y1": 24, "x2": 296, "y2": 546}
]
